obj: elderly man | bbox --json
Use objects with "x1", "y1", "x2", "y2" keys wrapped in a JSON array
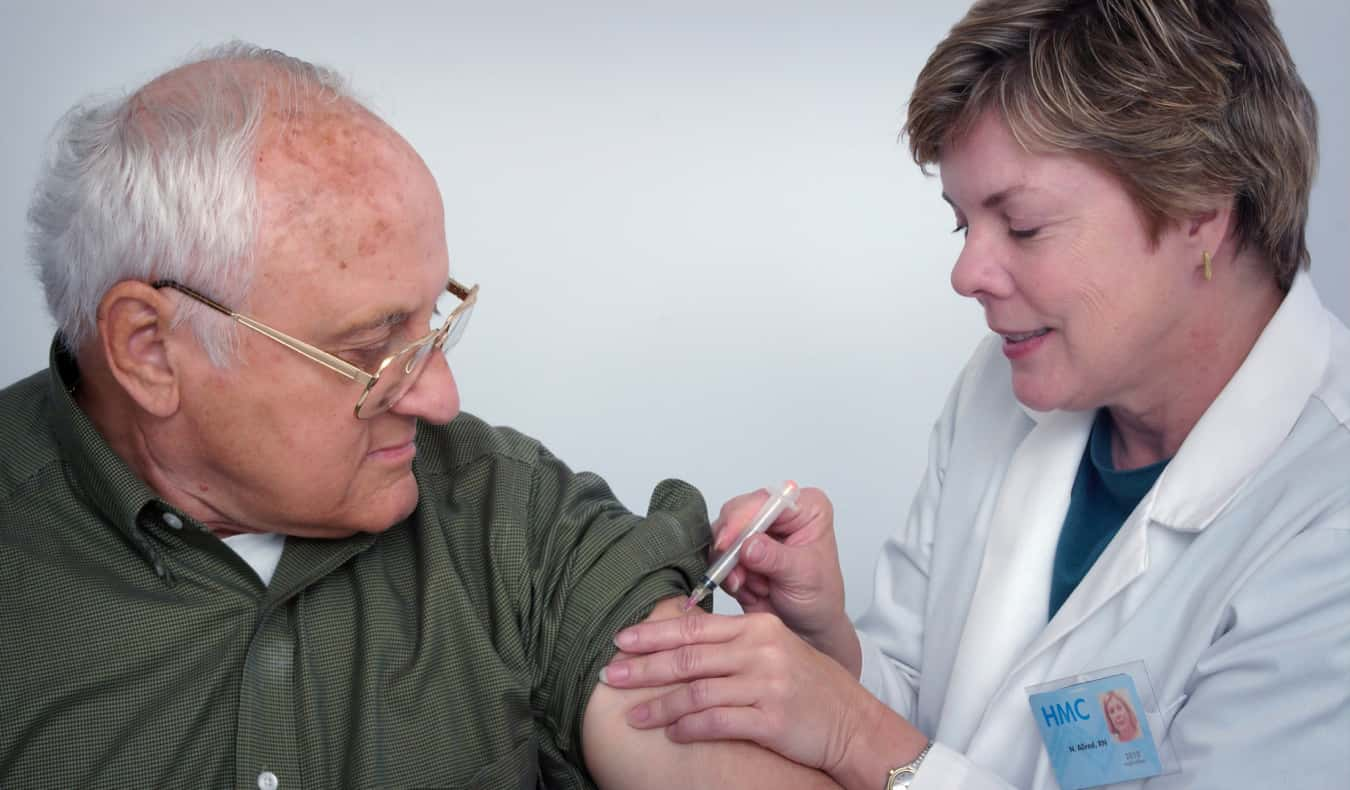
[{"x1": 0, "y1": 44, "x2": 834, "y2": 789}]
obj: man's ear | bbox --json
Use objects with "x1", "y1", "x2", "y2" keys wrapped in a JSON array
[{"x1": 96, "y1": 281, "x2": 183, "y2": 418}]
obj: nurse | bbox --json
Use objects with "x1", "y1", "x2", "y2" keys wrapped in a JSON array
[{"x1": 600, "y1": 1, "x2": 1350, "y2": 787}]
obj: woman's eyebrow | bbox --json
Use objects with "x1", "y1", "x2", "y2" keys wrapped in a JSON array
[{"x1": 941, "y1": 185, "x2": 1035, "y2": 211}]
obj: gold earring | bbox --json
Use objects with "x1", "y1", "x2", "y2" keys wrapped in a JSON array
[{"x1": 1202, "y1": 250, "x2": 1213, "y2": 281}]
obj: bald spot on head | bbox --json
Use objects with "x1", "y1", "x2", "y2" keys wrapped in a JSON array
[
  {"x1": 130, "y1": 55, "x2": 444, "y2": 287},
  {"x1": 255, "y1": 98, "x2": 439, "y2": 275},
  {"x1": 129, "y1": 54, "x2": 449, "y2": 354}
]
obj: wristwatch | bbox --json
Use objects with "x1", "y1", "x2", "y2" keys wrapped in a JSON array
[{"x1": 883, "y1": 741, "x2": 932, "y2": 789}]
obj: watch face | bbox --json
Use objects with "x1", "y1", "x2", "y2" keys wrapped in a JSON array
[{"x1": 887, "y1": 742, "x2": 931, "y2": 789}]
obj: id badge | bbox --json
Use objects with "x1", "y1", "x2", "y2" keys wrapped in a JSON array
[{"x1": 1026, "y1": 661, "x2": 1179, "y2": 789}]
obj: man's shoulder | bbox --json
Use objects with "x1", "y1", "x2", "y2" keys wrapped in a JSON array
[
  {"x1": 413, "y1": 412, "x2": 546, "y2": 477},
  {"x1": 0, "y1": 370, "x2": 61, "y2": 504}
]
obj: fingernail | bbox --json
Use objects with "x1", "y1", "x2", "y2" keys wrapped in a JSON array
[
  {"x1": 615, "y1": 630, "x2": 636, "y2": 649},
  {"x1": 725, "y1": 575, "x2": 740, "y2": 594},
  {"x1": 600, "y1": 663, "x2": 628, "y2": 684},
  {"x1": 628, "y1": 703, "x2": 650, "y2": 724},
  {"x1": 744, "y1": 539, "x2": 764, "y2": 562}
]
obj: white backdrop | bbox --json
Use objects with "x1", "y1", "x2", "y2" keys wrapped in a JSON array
[{"x1": 2, "y1": 1, "x2": 1346, "y2": 617}]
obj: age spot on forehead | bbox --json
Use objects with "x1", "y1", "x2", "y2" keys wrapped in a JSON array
[
  {"x1": 356, "y1": 218, "x2": 393, "y2": 258},
  {"x1": 254, "y1": 100, "x2": 440, "y2": 283},
  {"x1": 260, "y1": 122, "x2": 391, "y2": 251}
]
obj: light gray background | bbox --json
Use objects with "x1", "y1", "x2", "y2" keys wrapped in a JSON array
[{"x1": 2, "y1": 1, "x2": 1346, "y2": 617}]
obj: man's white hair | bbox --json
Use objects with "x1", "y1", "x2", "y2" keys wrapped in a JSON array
[{"x1": 28, "y1": 42, "x2": 352, "y2": 365}]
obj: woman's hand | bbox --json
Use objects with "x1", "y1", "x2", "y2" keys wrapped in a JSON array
[
  {"x1": 601, "y1": 611, "x2": 928, "y2": 789},
  {"x1": 713, "y1": 486, "x2": 857, "y2": 670}
]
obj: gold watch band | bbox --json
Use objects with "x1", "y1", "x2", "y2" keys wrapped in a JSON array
[{"x1": 883, "y1": 741, "x2": 932, "y2": 789}]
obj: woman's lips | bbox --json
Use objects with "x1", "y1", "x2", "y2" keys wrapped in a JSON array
[{"x1": 1001, "y1": 327, "x2": 1052, "y2": 359}]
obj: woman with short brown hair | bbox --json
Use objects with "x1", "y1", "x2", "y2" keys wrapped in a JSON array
[{"x1": 601, "y1": 2, "x2": 1349, "y2": 787}]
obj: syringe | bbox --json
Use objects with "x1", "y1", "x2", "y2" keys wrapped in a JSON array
[{"x1": 683, "y1": 480, "x2": 800, "y2": 611}]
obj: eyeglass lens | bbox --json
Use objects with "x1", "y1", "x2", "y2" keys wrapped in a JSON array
[{"x1": 355, "y1": 296, "x2": 474, "y2": 419}]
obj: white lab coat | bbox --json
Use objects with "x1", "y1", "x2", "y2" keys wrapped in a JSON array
[{"x1": 856, "y1": 272, "x2": 1350, "y2": 789}]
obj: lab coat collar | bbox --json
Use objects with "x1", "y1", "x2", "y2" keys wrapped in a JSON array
[
  {"x1": 1015, "y1": 272, "x2": 1329, "y2": 533},
  {"x1": 1150, "y1": 272, "x2": 1329, "y2": 532}
]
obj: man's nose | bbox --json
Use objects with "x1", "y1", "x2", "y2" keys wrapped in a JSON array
[{"x1": 391, "y1": 351, "x2": 460, "y2": 425}]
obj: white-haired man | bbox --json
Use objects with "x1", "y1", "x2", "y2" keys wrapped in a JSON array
[{"x1": 0, "y1": 44, "x2": 836, "y2": 789}]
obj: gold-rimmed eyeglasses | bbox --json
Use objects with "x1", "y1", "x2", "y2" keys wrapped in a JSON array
[{"x1": 153, "y1": 277, "x2": 478, "y2": 419}]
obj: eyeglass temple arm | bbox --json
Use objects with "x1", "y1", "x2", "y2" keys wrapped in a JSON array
[
  {"x1": 234, "y1": 317, "x2": 371, "y2": 383},
  {"x1": 151, "y1": 280, "x2": 232, "y2": 315},
  {"x1": 446, "y1": 279, "x2": 473, "y2": 301},
  {"x1": 151, "y1": 279, "x2": 372, "y2": 384}
]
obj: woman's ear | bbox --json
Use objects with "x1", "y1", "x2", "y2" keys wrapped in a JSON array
[
  {"x1": 96, "y1": 281, "x2": 183, "y2": 418},
  {"x1": 1186, "y1": 199, "x2": 1238, "y2": 258}
]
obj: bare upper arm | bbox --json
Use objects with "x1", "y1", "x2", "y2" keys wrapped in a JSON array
[{"x1": 581, "y1": 597, "x2": 841, "y2": 789}]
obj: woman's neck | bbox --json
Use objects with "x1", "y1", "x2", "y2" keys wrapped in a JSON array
[{"x1": 1106, "y1": 262, "x2": 1285, "y2": 470}]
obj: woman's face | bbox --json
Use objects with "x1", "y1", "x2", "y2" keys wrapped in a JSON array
[
  {"x1": 939, "y1": 110, "x2": 1202, "y2": 414},
  {"x1": 1105, "y1": 695, "x2": 1132, "y2": 735}
]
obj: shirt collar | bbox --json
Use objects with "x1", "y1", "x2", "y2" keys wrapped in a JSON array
[
  {"x1": 46, "y1": 337, "x2": 384, "y2": 588},
  {"x1": 46, "y1": 337, "x2": 177, "y2": 574}
]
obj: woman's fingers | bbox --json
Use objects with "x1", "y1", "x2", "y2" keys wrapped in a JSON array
[
  {"x1": 744, "y1": 571, "x2": 772, "y2": 598},
  {"x1": 626, "y1": 678, "x2": 759, "y2": 729},
  {"x1": 665, "y1": 707, "x2": 765, "y2": 744},
  {"x1": 723, "y1": 566, "x2": 768, "y2": 600},
  {"x1": 613, "y1": 611, "x2": 740, "y2": 653},
  {"x1": 713, "y1": 485, "x2": 833, "y2": 553},
  {"x1": 608, "y1": 612, "x2": 876, "y2": 773},
  {"x1": 602, "y1": 643, "x2": 738, "y2": 689},
  {"x1": 712, "y1": 491, "x2": 768, "y2": 552},
  {"x1": 770, "y1": 486, "x2": 834, "y2": 542}
]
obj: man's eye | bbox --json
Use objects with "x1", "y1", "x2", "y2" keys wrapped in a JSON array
[
  {"x1": 952, "y1": 224, "x2": 969, "y2": 237},
  {"x1": 1009, "y1": 227, "x2": 1040, "y2": 240},
  {"x1": 343, "y1": 347, "x2": 386, "y2": 368}
]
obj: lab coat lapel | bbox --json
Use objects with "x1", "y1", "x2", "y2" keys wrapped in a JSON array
[
  {"x1": 1014, "y1": 495, "x2": 1152, "y2": 675},
  {"x1": 939, "y1": 407, "x2": 1094, "y2": 750},
  {"x1": 960, "y1": 504, "x2": 1156, "y2": 781}
]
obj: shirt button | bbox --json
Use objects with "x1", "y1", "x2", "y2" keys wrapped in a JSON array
[
  {"x1": 257, "y1": 771, "x2": 279, "y2": 790},
  {"x1": 163, "y1": 512, "x2": 183, "y2": 530}
]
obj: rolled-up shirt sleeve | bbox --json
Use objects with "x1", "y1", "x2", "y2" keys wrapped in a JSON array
[{"x1": 521, "y1": 446, "x2": 713, "y2": 772}]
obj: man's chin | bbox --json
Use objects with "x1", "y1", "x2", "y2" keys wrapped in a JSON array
[
  {"x1": 373, "y1": 473, "x2": 421, "y2": 529},
  {"x1": 308, "y1": 474, "x2": 420, "y2": 538}
]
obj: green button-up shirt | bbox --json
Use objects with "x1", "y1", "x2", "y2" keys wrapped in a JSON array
[{"x1": 0, "y1": 343, "x2": 712, "y2": 789}]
